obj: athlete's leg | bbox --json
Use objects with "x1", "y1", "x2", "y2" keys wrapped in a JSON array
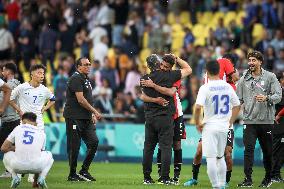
[{"x1": 173, "y1": 140, "x2": 182, "y2": 178}]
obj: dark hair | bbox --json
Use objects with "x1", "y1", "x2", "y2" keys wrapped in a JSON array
[
  {"x1": 247, "y1": 50, "x2": 264, "y2": 62},
  {"x1": 146, "y1": 54, "x2": 161, "y2": 72},
  {"x1": 162, "y1": 54, "x2": 175, "y2": 66},
  {"x1": 75, "y1": 57, "x2": 87, "y2": 68},
  {"x1": 29, "y1": 64, "x2": 46, "y2": 74},
  {"x1": 4, "y1": 62, "x2": 17, "y2": 74},
  {"x1": 22, "y1": 112, "x2": 37, "y2": 122},
  {"x1": 222, "y1": 53, "x2": 238, "y2": 66},
  {"x1": 206, "y1": 60, "x2": 220, "y2": 75}
]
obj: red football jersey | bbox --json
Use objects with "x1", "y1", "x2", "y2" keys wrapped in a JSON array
[
  {"x1": 172, "y1": 80, "x2": 183, "y2": 120},
  {"x1": 204, "y1": 58, "x2": 236, "y2": 90}
]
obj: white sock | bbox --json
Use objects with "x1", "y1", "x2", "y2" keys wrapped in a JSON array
[
  {"x1": 206, "y1": 157, "x2": 219, "y2": 188},
  {"x1": 217, "y1": 157, "x2": 226, "y2": 187}
]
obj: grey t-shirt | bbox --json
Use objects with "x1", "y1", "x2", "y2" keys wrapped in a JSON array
[{"x1": 0, "y1": 78, "x2": 21, "y2": 123}]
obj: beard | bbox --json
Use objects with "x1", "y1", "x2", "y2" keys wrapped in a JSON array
[{"x1": 249, "y1": 65, "x2": 256, "y2": 72}]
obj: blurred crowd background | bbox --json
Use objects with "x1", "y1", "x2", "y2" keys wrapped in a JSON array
[{"x1": 0, "y1": 0, "x2": 283, "y2": 123}]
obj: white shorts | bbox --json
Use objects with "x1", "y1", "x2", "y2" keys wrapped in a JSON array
[
  {"x1": 3, "y1": 151, "x2": 53, "y2": 174},
  {"x1": 202, "y1": 129, "x2": 227, "y2": 158}
]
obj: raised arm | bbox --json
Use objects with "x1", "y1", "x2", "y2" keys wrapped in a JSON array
[
  {"x1": 175, "y1": 56, "x2": 192, "y2": 79},
  {"x1": 140, "y1": 78, "x2": 177, "y2": 97}
]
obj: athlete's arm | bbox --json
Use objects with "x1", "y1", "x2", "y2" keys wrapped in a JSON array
[
  {"x1": 140, "y1": 78, "x2": 177, "y2": 96},
  {"x1": 1, "y1": 140, "x2": 15, "y2": 153},
  {"x1": 41, "y1": 100, "x2": 55, "y2": 113},
  {"x1": 194, "y1": 104, "x2": 203, "y2": 133},
  {"x1": 229, "y1": 105, "x2": 241, "y2": 127},
  {"x1": 139, "y1": 92, "x2": 169, "y2": 106},
  {"x1": 9, "y1": 100, "x2": 23, "y2": 117},
  {"x1": 75, "y1": 92, "x2": 101, "y2": 119},
  {"x1": 174, "y1": 55, "x2": 192, "y2": 79},
  {"x1": 0, "y1": 83, "x2": 11, "y2": 114}
]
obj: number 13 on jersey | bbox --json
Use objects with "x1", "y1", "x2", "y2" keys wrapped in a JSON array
[{"x1": 212, "y1": 94, "x2": 230, "y2": 115}]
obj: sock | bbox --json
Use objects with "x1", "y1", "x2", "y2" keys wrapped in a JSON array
[
  {"x1": 157, "y1": 148, "x2": 161, "y2": 177},
  {"x1": 206, "y1": 157, "x2": 219, "y2": 188},
  {"x1": 192, "y1": 163, "x2": 201, "y2": 180},
  {"x1": 174, "y1": 149, "x2": 182, "y2": 178},
  {"x1": 226, "y1": 170, "x2": 232, "y2": 183},
  {"x1": 217, "y1": 157, "x2": 227, "y2": 187}
]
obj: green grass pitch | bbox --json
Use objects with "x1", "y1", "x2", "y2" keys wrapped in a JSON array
[{"x1": 0, "y1": 161, "x2": 283, "y2": 189}]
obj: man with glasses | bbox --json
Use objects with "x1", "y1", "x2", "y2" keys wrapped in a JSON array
[
  {"x1": 237, "y1": 51, "x2": 282, "y2": 187},
  {"x1": 63, "y1": 57, "x2": 102, "y2": 182}
]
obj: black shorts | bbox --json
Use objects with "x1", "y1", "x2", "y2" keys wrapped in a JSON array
[
  {"x1": 173, "y1": 116, "x2": 186, "y2": 141},
  {"x1": 198, "y1": 129, "x2": 234, "y2": 148},
  {"x1": 0, "y1": 119, "x2": 21, "y2": 146},
  {"x1": 226, "y1": 129, "x2": 234, "y2": 148}
]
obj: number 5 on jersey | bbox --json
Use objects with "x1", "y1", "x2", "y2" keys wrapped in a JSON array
[{"x1": 23, "y1": 131, "x2": 35, "y2": 144}]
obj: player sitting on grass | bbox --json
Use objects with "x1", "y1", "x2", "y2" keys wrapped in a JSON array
[{"x1": 1, "y1": 112, "x2": 54, "y2": 188}]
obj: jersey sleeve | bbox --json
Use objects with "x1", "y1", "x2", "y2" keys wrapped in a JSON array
[
  {"x1": 0, "y1": 78, "x2": 4, "y2": 88},
  {"x1": 6, "y1": 127, "x2": 17, "y2": 144},
  {"x1": 196, "y1": 86, "x2": 206, "y2": 106},
  {"x1": 277, "y1": 107, "x2": 284, "y2": 117},
  {"x1": 45, "y1": 87, "x2": 56, "y2": 101},
  {"x1": 69, "y1": 77, "x2": 83, "y2": 92},
  {"x1": 224, "y1": 61, "x2": 235, "y2": 76},
  {"x1": 169, "y1": 70, "x2": 182, "y2": 84},
  {"x1": 236, "y1": 77, "x2": 244, "y2": 103},
  {"x1": 10, "y1": 84, "x2": 21, "y2": 101}
]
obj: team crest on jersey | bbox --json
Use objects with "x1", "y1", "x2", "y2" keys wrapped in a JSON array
[{"x1": 85, "y1": 80, "x2": 92, "y2": 90}]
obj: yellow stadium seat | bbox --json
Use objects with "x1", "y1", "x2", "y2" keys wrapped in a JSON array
[
  {"x1": 45, "y1": 72, "x2": 52, "y2": 87},
  {"x1": 196, "y1": 12, "x2": 203, "y2": 23},
  {"x1": 89, "y1": 47, "x2": 94, "y2": 62},
  {"x1": 185, "y1": 23, "x2": 193, "y2": 30},
  {"x1": 180, "y1": 11, "x2": 190, "y2": 24},
  {"x1": 73, "y1": 47, "x2": 81, "y2": 60},
  {"x1": 192, "y1": 24, "x2": 205, "y2": 38},
  {"x1": 53, "y1": 53, "x2": 59, "y2": 70},
  {"x1": 107, "y1": 48, "x2": 114, "y2": 57},
  {"x1": 236, "y1": 10, "x2": 246, "y2": 26},
  {"x1": 142, "y1": 32, "x2": 149, "y2": 49},
  {"x1": 19, "y1": 61, "x2": 26, "y2": 73},
  {"x1": 167, "y1": 12, "x2": 175, "y2": 25},
  {"x1": 23, "y1": 72, "x2": 30, "y2": 82},
  {"x1": 171, "y1": 31, "x2": 185, "y2": 50},
  {"x1": 224, "y1": 11, "x2": 237, "y2": 27},
  {"x1": 212, "y1": 11, "x2": 225, "y2": 26},
  {"x1": 203, "y1": 26, "x2": 212, "y2": 38},
  {"x1": 194, "y1": 37, "x2": 206, "y2": 46},
  {"x1": 252, "y1": 23, "x2": 265, "y2": 43},
  {"x1": 171, "y1": 23, "x2": 183, "y2": 33},
  {"x1": 200, "y1": 11, "x2": 213, "y2": 25},
  {"x1": 139, "y1": 48, "x2": 151, "y2": 63}
]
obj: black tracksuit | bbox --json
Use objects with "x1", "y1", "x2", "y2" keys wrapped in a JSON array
[{"x1": 63, "y1": 72, "x2": 99, "y2": 175}]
